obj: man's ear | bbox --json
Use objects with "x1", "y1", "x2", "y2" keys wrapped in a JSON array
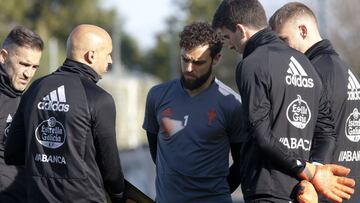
[
  {"x1": 212, "y1": 53, "x2": 221, "y2": 66},
  {"x1": 235, "y1": 23, "x2": 247, "y2": 39},
  {"x1": 0, "y1": 49, "x2": 8, "y2": 64},
  {"x1": 298, "y1": 24, "x2": 308, "y2": 39},
  {"x1": 84, "y1": 50, "x2": 95, "y2": 64}
]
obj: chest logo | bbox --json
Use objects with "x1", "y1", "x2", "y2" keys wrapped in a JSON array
[
  {"x1": 208, "y1": 109, "x2": 216, "y2": 126},
  {"x1": 285, "y1": 56, "x2": 314, "y2": 88},
  {"x1": 286, "y1": 95, "x2": 311, "y2": 129},
  {"x1": 35, "y1": 117, "x2": 66, "y2": 149},
  {"x1": 160, "y1": 108, "x2": 186, "y2": 139},
  {"x1": 347, "y1": 69, "x2": 360, "y2": 101},
  {"x1": 37, "y1": 85, "x2": 70, "y2": 112},
  {"x1": 345, "y1": 108, "x2": 360, "y2": 142}
]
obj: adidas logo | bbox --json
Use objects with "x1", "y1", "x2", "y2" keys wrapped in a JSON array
[
  {"x1": 285, "y1": 56, "x2": 314, "y2": 88},
  {"x1": 37, "y1": 85, "x2": 70, "y2": 112},
  {"x1": 6, "y1": 114, "x2": 12, "y2": 123},
  {"x1": 347, "y1": 69, "x2": 360, "y2": 100}
]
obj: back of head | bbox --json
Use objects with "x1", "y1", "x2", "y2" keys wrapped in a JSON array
[
  {"x1": 269, "y1": 2, "x2": 317, "y2": 32},
  {"x1": 2, "y1": 25, "x2": 44, "y2": 51},
  {"x1": 66, "y1": 24, "x2": 112, "y2": 62},
  {"x1": 66, "y1": 24, "x2": 113, "y2": 78},
  {"x1": 212, "y1": 0, "x2": 268, "y2": 31},
  {"x1": 179, "y1": 22, "x2": 222, "y2": 58}
]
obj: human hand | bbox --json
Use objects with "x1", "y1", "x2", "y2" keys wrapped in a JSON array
[
  {"x1": 297, "y1": 180, "x2": 318, "y2": 203},
  {"x1": 311, "y1": 164, "x2": 355, "y2": 203}
]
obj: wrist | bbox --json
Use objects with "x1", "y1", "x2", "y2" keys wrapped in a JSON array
[{"x1": 299, "y1": 162, "x2": 316, "y2": 181}]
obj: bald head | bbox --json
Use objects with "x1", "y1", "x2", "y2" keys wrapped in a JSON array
[
  {"x1": 269, "y1": 2, "x2": 322, "y2": 53},
  {"x1": 66, "y1": 24, "x2": 113, "y2": 78}
]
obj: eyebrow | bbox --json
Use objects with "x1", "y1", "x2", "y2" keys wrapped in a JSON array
[
  {"x1": 181, "y1": 55, "x2": 207, "y2": 64},
  {"x1": 19, "y1": 61, "x2": 39, "y2": 68}
]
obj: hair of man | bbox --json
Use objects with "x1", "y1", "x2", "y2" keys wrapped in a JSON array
[
  {"x1": 2, "y1": 25, "x2": 44, "y2": 51},
  {"x1": 212, "y1": 0, "x2": 268, "y2": 31},
  {"x1": 269, "y1": 2, "x2": 318, "y2": 32},
  {"x1": 179, "y1": 22, "x2": 222, "y2": 59}
]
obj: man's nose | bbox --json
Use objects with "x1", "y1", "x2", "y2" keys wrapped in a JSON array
[{"x1": 185, "y1": 63, "x2": 193, "y2": 72}]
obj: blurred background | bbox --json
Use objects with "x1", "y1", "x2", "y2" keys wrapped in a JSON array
[{"x1": 1, "y1": 0, "x2": 359, "y2": 202}]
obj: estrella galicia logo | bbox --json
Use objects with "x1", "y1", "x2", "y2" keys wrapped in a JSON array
[
  {"x1": 35, "y1": 117, "x2": 66, "y2": 149},
  {"x1": 286, "y1": 95, "x2": 311, "y2": 129},
  {"x1": 345, "y1": 108, "x2": 360, "y2": 142}
]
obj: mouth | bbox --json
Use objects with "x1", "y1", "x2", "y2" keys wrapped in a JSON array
[
  {"x1": 18, "y1": 79, "x2": 29, "y2": 85},
  {"x1": 184, "y1": 74, "x2": 196, "y2": 81}
]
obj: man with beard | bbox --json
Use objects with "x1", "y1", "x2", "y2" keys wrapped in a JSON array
[
  {"x1": 142, "y1": 22, "x2": 244, "y2": 203},
  {"x1": 269, "y1": 2, "x2": 360, "y2": 202},
  {"x1": 0, "y1": 25, "x2": 43, "y2": 203}
]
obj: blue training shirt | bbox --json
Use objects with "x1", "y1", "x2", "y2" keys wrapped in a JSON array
[{"x1": 143, "y1": 78, "x2": 244, "y2": 203}]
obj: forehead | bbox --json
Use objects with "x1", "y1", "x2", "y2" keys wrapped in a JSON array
[
  {"x1": 181, "y1": 44, "x2": 210, "y2": 59},
  {"x1": 10, "y1": 46, "x2": 42, "y2": 62}
]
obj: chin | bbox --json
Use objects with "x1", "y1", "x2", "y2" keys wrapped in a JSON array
[{"x1": 15, "y1": 87, "x2": 25, "y2": 92}]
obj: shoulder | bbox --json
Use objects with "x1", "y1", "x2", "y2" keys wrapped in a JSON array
[
  {"x1": 80, "y1": 78, "x2": 114, "y2": 105},
  {"x1": 313, "y1": 54, "x2": 349, "y2": 74},
  {"x1": 147, "y1": 79, "x2": 178, "y2": 99},
  {"x1": 214, "y1": 78, "x2": 242, "y2": 104}
]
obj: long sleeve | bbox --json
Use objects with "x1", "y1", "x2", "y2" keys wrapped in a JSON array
[
  {"x1": 5, "y1": 99, "x2": 26, "y2": 165},
  {"x1": 237, "y1": 62, "x2": 304, "y2": 176},
  {"x1": 227, "y1": 143, "x2": 242, "y2": 192},
  {"x1": 142, "y1": 87, "x2": 160, "y2": 164},
  {"x1": 310, "y1": 88, "x2": 336, "y2": 164},
  {"x1": 92, "y1": 94, "x2": 124, "y2": 202},
  {"x1": 146, "y1": 132, "x2": 157, "y2": 164}
]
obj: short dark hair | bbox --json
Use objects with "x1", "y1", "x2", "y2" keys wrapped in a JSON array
[
  {"x1": 269, "y1": 2, "x2": 317, "y2": 31},
  {"x1": 212, "y1": 0, "x2": 268, "y2": 32},
  {"x1": 2, "y1": 25, "x2": 44, "y2": 51},
  {"x1": 179, "y1": 22, "x2": 222, "y2": 59}
]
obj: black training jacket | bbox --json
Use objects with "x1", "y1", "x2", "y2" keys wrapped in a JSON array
[
  {"x1": 306, "y1": 39, "x2": 360, "y2": 203},
  {"x1": 5, "y1": 59, "x2": 124, "y2": 203},
  {"x1": 0, "y1": 64, "x2": 27, "y2": 203},
  {"x1": 237, "y1": 28, "x2": 335, "y2": 201}
]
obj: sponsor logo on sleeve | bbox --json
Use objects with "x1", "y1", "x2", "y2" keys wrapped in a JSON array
[
  {"x1": 285, "y1": 56, "x2": 314, "y2": 88},
  {"x1": 338, "y1": 151, "x2": 360, "y2": 162},
  {"x1": 345, "y1": 108, "x2": 360, "y2": 142},
  {"x1": 34, "y1": 153, "x2": 66, "y2": 165},
  {"x1": 37, "y1": 85, "x2": 70, "y2": 112},
  {"x1": 35, "y1": 117, "x2": 66, "y2": 149},
  {"x1": 286, "y1": 95, "x2": 311, "y2": 129},
  {"x1": 279, "y1": 137, "x2": 311, "y2": 151},
  {"x1": 347, "y1": 69, "x2": 360, "y2": 100}
]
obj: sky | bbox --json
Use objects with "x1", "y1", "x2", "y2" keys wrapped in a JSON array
[
  {"x1": 102, "y1": 0, "x2": 180, "y2": 50},
  {"x1": 102, "y1": 0, "x2": 324, "y2": 50}
]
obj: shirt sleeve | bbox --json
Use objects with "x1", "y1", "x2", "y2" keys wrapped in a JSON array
[
  {"x1": 310, "y1": 87, "x2": 336, "y2": 164},
  {"x1": 92, "y1": 93, "x2": 124, "y2": 202},
  {"x1": 4, "y1": 98, "x2": 26, "y2": 165},
  {"x1": 237, "y1": 62, "x2": 303, "y2": 176},
  {"x1": 142, "y1": 88, "x2": 159, "y2": 163},
  {"x1": 142, "y1": 87, "x2": 159, "y2": 134},
  {"x1": 227, "y1": 98, "x2": 246, "y2": 143}
]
